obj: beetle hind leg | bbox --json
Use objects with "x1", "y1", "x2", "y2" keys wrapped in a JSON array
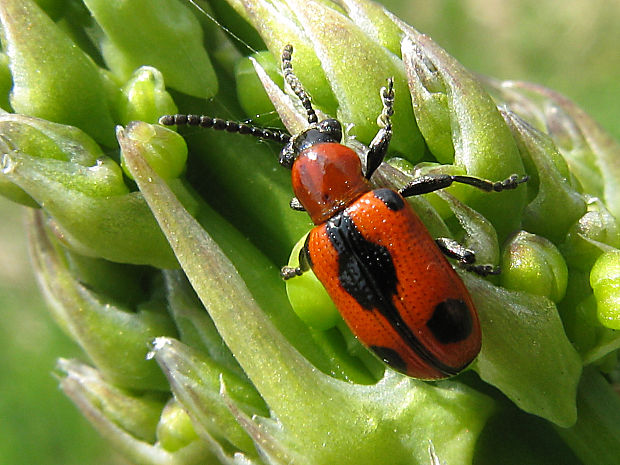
[
  {"x1": 435, "y1": 238, "x2": 500, "y2": 276},
  {"x1": 462, "y1": 263, "x2": 501, "y2": 276}
]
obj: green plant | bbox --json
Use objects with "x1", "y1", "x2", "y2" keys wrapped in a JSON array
[{"x1": 1, "y1": 0, "x2": 620, "y2": 464}]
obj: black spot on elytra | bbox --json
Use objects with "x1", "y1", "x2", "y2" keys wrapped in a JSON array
[
  {"x1": 324, "y1": 211, "x2": 459, "y2": 376},
  {"x1": 325, "y1": 213, "x2": 398, "y2": 311},
  {"x1": 373, "y1": 188, "x2": 404, "y2": 211},
  {"x1": 426, "y1": 299, "x2": 473, "y2": 344},
  {"x1": 370, "y1": 345, "x2": 407, "y2": 373}
]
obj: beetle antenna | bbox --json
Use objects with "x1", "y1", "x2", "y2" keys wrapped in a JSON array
[
  {"x1": 158, "y1": 114, "x2": 291, "y2": 144},
  {"x1": 281, "y1": 44, "x2": 319, "y2": 126}
]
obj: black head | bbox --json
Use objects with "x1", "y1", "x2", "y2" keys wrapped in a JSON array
[{"x1": 279, "y1": 118, "x2": 343, "y2": 169}]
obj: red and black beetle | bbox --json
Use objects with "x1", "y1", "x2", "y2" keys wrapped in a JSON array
[{"x1": 160, "y1": 45, "x2": 527, "y2": 379}]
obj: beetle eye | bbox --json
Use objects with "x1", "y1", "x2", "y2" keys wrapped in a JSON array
[
  {"x1": 279, "y1": 142, "x2": 296, "y2": 169},
  {"x1": 317, "y1": 118, "x2": 342, "y2": 142}
]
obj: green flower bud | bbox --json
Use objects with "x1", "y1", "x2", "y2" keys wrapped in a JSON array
[
  {"x1": 0, "y1": 0, "x2": 116, "y2": 146},
  {"x1": 156, "y1": 399, "x2": 199, "y2": 453},
  {"x1": 83, "y1": 0, "x2": 217, "y2": 99},
  {"x1": 0, "y1": 111, "x2": 126, "y2": 211},
  {"x1": 560, "y1": 269, "x2": 620, "y2": 367},
  {"x1": 120, "y1": 122, "x2": 187, "y2": 181},
  {"x1": 562, "y1": 197, "x2": 620, "y2": 272},
  {"x1": 118, "y1": 66, "x2": 178, "y2": 126},
  {"x1": 285, "y1": 233, "x2": 340, "y2": 330},
  {"x1": 590, "y1": 250, "x2": 620, "y2": 330},
  {"x1": 501, "y1": 230, "x2": 568, "y2": 302}
]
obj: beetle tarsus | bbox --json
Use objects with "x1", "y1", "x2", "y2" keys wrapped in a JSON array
[
  {"x1": 461, "y1": 263, "x2": 501, "y2": 276},
  {"x1": 435, "y1": 238, "x2": 476, "y2": 264},
  {"x1": 436, "y1": 237, "x2": 500, "y2": 276},
  {"x1": 280, "y1": 266, "x2": 304, "y2": 280},
  {"x1": 365, "y1": 77, "x2": 394, "y2": 180}
]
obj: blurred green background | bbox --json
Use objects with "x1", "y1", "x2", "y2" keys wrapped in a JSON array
[{"x1": 1, "y1": 1, "x2": 619, "y2": 464}]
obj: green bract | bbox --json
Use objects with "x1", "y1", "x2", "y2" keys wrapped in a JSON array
[
  {"x1": 2, "y1": 0, "x2": 620, "y2": 464},
  {"x1": 0, "y1": 113, "x2": 178, "y2": 267},
  {"x1": 82, "y1": 0, "x2": 217, "y2": 99},
  {"x1": 0, "y1": 0, "x2": 116, "y2": 146}
]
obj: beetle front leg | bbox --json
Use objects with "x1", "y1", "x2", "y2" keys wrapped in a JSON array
[
  {"x1": 365, "y1": 78, "x2": 394, "y2": 180},
  {"x1": 435, "y1": 237, "x2": 500, "y2": 276},
  {"x1": 280, "y1": 243, "x2": 312, "y2": 280}
]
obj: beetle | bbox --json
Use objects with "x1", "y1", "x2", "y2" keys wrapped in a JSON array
[{"x1": 159, "y1": 44, "x2": 528, "y2": 379}]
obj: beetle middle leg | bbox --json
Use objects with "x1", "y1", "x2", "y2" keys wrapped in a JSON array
[
  {"x1": 280, "y1": 242, "x2": 312, "y2": 280},
  {"x1": 399, "y1": 173, "x2": 528, "y2": 198},
  {"x1": 435, "y1": 237, "x2": 500, "y2": 276}
]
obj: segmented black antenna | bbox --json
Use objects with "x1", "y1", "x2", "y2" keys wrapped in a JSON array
[
  {"x1": 158, "y1": 114, "x2": 291, "y2": 144},
  {"x1": 281, "y1": 44, "x2": 318, "y2": 125},
  {"x1": 158, "y1": 44, "x2": 316, "y2": 143}
]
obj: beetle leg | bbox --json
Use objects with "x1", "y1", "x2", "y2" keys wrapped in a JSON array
[
  {"x1": 365, "y1": 78, "x2": 394, "y2": 180},
  {"x1": 280, "y1": 243, "x2": 311, "y2": 280},
  {"x1": 399, "y1": 173, "x2": 529, "y2": 197},
  {"x1": 289, "y1": 197, "x2": 306, "y2": 211},
  {"x1": 462, "y1": 263, "x2": 501, "y2": 276},
  {"x1": 435, "y1": 238, "x2": 500, "y2": 276},
  {"x1": 435, "y1": 238, "x2": 475, "y2": 263}
]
